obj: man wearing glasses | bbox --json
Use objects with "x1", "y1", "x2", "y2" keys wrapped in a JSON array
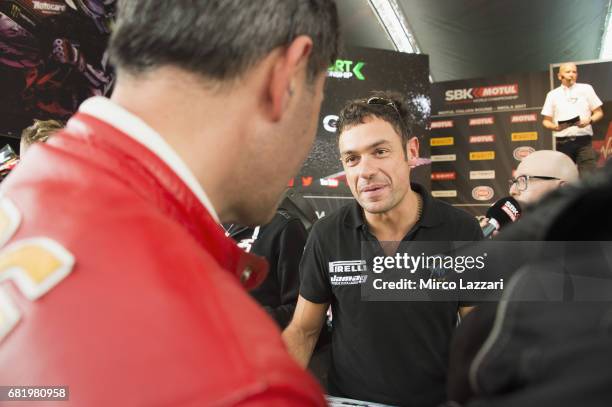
[
  {"x1": 509, "y1": 150, "x2": 579, "y2": 208},
  {"x1": 480, "y1": 150, "x2": 578, "y2": 236},
  {"x1": 541, "y1": 62, "x2": 604, "y2": 176},
  {"x1": 283, "y1": 91, "x2": 483, "y2": 406}
]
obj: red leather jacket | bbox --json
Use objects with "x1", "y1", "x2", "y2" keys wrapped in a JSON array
[{"x1": 0, "y1": 113, "x2": 325, "y2": 406}]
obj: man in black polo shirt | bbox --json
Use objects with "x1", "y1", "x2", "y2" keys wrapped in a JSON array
[{"x1": 283, "y1": 91, "x2": 483, "y2": 406}]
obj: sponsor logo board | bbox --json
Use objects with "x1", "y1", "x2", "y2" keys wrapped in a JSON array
[
  {"x1": 430, "y1": 154, "x2": 457, "y2": 162},
  {"x1": 432, "y1": 190, "x2": 457, "y2": 198},
  {"x1": 469, "y1": 117, "x2": 494, "y2": 126},
  {"x1": 430, "y1": 137, "x2": 454, "y2": 146},
  {"x1": 469, "y1": 134, "x2": 495, "y2": 143},
  {"x1": 513, "y1": 146, "x2": 535, "y2": 161},
  {"x1": 511, "y1": 113, "x2": 537, "y2": 123},
  {"x1": 470, "y1": 151, "x2": 495, "y2": 160},
  {"x1": 431, "y1": 171, "x2": 457, "y2": 181},
  {"x1": 511, "y1": 132, "x2": 538, "y2": 141},
  {"x1": 445, "y1": 84, "x2": 519, "y2": 102},
  {"x1": 470, "y1": 170, "x2": 496, "y2": 180},
  {"x1": 431, "y1": 120, "x2": 454, "y2": 129},
  {"x1": 472, "y1": 186, "x2": 495, "y2": 201}
]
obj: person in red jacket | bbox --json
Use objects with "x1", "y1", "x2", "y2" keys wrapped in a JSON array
[{"x1": 0, "y1": 1, "x2": 340, "y2": 406}]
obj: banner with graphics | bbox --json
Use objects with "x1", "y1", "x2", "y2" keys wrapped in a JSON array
[
  {"x1": 0, "y1": 0, "x2": 116, "y2": 152},
  {"x1": 550, "y1": 60, "x2": 612, "y2": 167},
  {"x1": 430, "y1": 72, "x2": 551, "y2": 216},
  {"x1": 295, "y1": 47, "x2": 431, "y2": 219}
]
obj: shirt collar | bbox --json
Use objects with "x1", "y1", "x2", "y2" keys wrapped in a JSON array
[
  {"x1": 79, "y1": 96, "x2": 220, "y2": 223},
  {"x1": 344, "y1": 183, "x2": 440, "y2": 230}
]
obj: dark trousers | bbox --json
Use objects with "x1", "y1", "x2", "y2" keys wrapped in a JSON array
[{"x1": 555, "y1": 136, "x2": 597, "y2": 177}]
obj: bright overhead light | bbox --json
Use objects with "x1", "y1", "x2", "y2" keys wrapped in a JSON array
[
  {"x1": 600, "y1": 0, "x2": 612, "y2": 58},
  {"x1": 368, "y1": 0, "x2": 420, "y2": 54}
]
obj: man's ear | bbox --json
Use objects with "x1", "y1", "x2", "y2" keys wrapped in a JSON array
[
  {"x1": 406, "y1": 136, "x2": 420, "y2": 164},
  {"x1": 267, "y1": 35, "x2": 313, "y2": 122}
]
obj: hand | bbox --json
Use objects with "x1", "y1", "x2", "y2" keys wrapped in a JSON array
[
  {"x1": 577, "y1": 118, "x2": 591, "y2": 128},
  {"x1": 479, "y1": 217, "x2": 499, "y2": 237}
]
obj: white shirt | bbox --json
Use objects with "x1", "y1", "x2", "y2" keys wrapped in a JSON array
[
  {"x1": 541, "y1": 83, "x2": 603, "y2": 138},
  {"x1": 79, "y1": 96, "x2": 220, "y2": 223}
]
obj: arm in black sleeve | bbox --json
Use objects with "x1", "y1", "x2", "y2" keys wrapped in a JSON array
[{"x1": 266, "y1": 218, "x2": 308, "y2": 329}]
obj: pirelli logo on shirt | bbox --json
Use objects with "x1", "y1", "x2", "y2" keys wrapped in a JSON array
[
  {"x1": 470, "y1": 151, "x2": 495, "y2": 160},
  {"x1": 430, "y1": 137, "x2": 454, "y2": 146},
  {"x1": 511, "y1": 132, "x2": 538, "y2": 141},
  {"x1": 328, "y1": 260, "x2": 368, "y2": 286},
  {"x1": 329, "y1": 260, "x2": 367, "y2": 273}
]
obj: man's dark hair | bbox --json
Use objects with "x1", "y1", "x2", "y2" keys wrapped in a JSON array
[
  {"x1": 336, "y1": 90, "x2": 421, "y2": 152},
  {"x1": 108, "y1": 0, "x2": 340, "y2": 82}
]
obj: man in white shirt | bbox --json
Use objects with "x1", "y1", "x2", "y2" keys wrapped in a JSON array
[{"x1": 541, "y1": 62, "x2": 604, "y2": 176}]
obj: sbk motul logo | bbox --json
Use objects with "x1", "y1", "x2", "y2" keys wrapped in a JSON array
[
  {"x1": 445, "y1": 84, "x2": 519, "y2": 101},
  {"x1": 471, "y1": 186, "x2": 494, "y2": 201},
  {"x1": 513, "y1": 146, "x2": 535, "y2": 161},
  {"x1": 431, "y1": 120, "x2": 454, "y2": 129},
  {"x1": 470, "y1": 135, "x2": 495, "y2": 143},
  {"x1": 431, "y1": 171, "x2": 456, "y2": 181},
  {"x1": 511, "y1": 113, "x2": 537, "y2": 123},
  {"x1": 469, "y1": 117, "x2": 494, "y2": 126}
]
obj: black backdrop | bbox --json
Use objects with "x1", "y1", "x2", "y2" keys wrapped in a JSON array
[{"x1": 295, "y1": 46, "x2": 431, "y2": 219}]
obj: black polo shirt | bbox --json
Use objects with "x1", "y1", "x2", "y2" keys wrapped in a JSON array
[{"x1": 299, "y1": 183, "x2": 483, "y2": 406}]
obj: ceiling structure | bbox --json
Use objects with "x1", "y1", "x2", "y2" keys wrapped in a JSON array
[{"x1": 337, "y1": 0, "x2": 611, "y2": 83}]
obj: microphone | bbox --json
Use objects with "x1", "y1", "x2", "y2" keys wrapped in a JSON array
[{"x1": 482, "y1": 196, "x2": 522, "y2": 238}]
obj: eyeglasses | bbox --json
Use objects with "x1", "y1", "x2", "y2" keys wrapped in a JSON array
[
  {"x1": 508, "y1": 175, "x2": 560, "y2": 191},
  {"x1": 365, "y1": 96, "x2": 407, "y2": 131}
]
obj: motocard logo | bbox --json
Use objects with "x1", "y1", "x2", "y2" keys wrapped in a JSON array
[
  {"x1": 323, "y1": 115, "x2": 338, "y2": 133},
  {"x1": 431, "y1": 171, "x2": 456, "y2": 181},
  {"x1": 513, "y1": 146, "x2": 535, "y2": 161},
  {"x1": 511, "y1": 132, "x2": 538, "y2": 141},
  {"x1": 432, "y1": 190, "x2": 457, "y2": 198},
  {"x1": 469, "y1": 117, "x2": 494, "y2": 126},
  {"x1": 470, "y1": 151, "x2": 495, "y2": 161},
  {"x1": 431, "y1": 120, "x2": 454, "y2": 129},
  {"x1": 430, "y1": 137, "x2": 454, "y2": 146},
  {"x1": 472, "y1": 186, "x2": 495, "y2": 201},
  {"x1": 469, "y1": 135, "x2": 495, "y2": 144},
  {"x1": 470, "y1": 170, "x2": 496, "y2": 180},
  {"x1": 33, "y1": 1, "x2": 66, "y2": 13},
  {"x1": 430, "y1": 154, "x2": 457, "y2": 162},
  {"x1": 445, "y1": 84, "x2": 518, "y2": 101},
  {"x1": 511, "y1": 113, "x2": 537, "y2": 123}
]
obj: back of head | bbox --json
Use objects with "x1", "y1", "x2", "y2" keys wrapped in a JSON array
[
  {"x1": 20, "y1": 119, "x2": 64, "y2": 155},
  {"x1": 518, "y1": 150, "x2": 579, "y2": 183},
  {"x1": 108, "y1": 0, "x2": 340, "y2": 83},
  {"x1": 336, "y1": 90, "x2": 424, "y2": 150}
]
